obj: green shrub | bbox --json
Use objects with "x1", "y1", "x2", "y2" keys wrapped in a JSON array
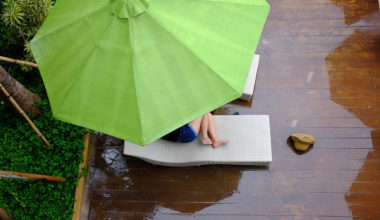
[
  {"x1": 1, "y1": 0, "x2": 53, "y2": 71},
  {"x1": 0, "y1": 65, "x2": 86, "y2": 219},
  {"x1": 1, "y1": 2, "x2": 87, "y2": 218}
]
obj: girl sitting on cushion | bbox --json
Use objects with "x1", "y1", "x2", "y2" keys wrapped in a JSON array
[{"x1": 163, "y1": 113, "x2": 229, "y2": 148}]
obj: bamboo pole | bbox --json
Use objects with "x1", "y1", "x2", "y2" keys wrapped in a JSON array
[
  {"x1": 0, "y1": 170, "x2": 66, "y2": 182},
  {"x1": 0, "y1": 83, "x2": 50, "y2": 146},
  {"x1": 0, "y1": 56, "x2": 38, "y2": 68},
  {"x1": 0, "y1": 208, "x2": 11, "y2": 220}
]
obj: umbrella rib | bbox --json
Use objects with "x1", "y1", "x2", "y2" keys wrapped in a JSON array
[
  {"x1": 54, "y1": 17, "x2": 120, "y2": 117},
  {"x1": 128, "y1": 19, "x2": 145, "y2": 144},
  {"x1": 144, "y1": 12, "x2": 241, "y2": 95},
  {"x1": 32, "y1": 5, "x2": 108, "y2": 42},
  {"x1": 55, "y1": 47, "x2": 99, "y2": 115}
]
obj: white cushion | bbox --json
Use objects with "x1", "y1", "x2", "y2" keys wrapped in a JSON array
[{"x1": 123, "y1": 115, "x2": 272, "y2": 167}]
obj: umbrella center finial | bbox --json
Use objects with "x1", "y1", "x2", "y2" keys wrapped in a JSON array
[{"x1": 112, "y1": 0, "x2": 151, "y2": 19}]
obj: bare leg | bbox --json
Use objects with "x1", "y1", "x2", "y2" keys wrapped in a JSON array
[
  {"x1": 206, "y1": 113, "x2": 229, "y2": 148},
  {"x1": 189, "y1": 116, "x2": 202, "y2": 134},
  {"x1": 189, "y1": 115, "x2": 212, "y2": 145},
  {"x1": 200, "y1": 114, "x2": 212, "y2": 145}
]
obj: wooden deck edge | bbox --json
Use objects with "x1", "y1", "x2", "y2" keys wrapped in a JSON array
[{"x1": 72, "y1": 131, "x2": 91, "y2": 220}]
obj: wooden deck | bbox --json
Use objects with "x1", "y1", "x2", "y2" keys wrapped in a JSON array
[{"x1": 86, "y1": 0, "x2": 380, "y2": 219}]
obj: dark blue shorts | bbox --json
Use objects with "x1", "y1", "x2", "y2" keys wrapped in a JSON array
[{"x1": 177, "y1": 124, "x2": 198, "y2": 143}]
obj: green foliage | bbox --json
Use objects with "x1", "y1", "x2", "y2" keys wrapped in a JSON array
[
  {"x1": 0, "y1": 3, "x2": 87, "y2": 218},
  {"x1": 17, "y1": 0, "x2": 52, "y2": 27},
  {"x1": 1, "y1": 0, "x2": 25, "y2": 30},
  {"x1": 2, "y1": 0, "x2": 53, "y2": 39},
  {"x1": 1, "y1": 0, "x2": 53, "y2": 71},
  {"x1": 0, "y1": 65, "x2": 87, "y2": 219},
  {"x1": 23, "y1": 39, "x2": 34, "y2": 64}
]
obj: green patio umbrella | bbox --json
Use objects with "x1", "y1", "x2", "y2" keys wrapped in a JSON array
[{"x1": 30, "y1": 0, "x2": 270, "y2": 146}]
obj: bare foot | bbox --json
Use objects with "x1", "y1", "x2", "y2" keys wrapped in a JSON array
[
  {"x1": 202, "y1": 137, "x2": 212, "y2": 145},
  {"x1": 212, "y1": 139, "x2": 229, "y2": 148}
]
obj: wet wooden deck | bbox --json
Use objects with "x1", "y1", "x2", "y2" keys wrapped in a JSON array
[{"x1": 86, "y1": 0, "x2": 380, "y2": 219}]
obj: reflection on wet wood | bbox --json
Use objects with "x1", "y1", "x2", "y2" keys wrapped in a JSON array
[{"x1": 87, "y1": 0, "x2": 380, "y2": 218}]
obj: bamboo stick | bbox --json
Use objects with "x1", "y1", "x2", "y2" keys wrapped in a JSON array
[
  {"x1": 0, "y1": 83, "x2": 50, "y2": 146},
  {"x1": 0, "y1": 208, "x2": 11, "y2": 220},
  {"x1": 0, "y1": 56, "x2": 38, "y2": 68},
  {"x1": 0, "y1": 170, "x2": 66, "y2": 182}
]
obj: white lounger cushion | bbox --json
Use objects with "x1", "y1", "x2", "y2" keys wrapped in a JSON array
[
  {"x1": 123, "y1": 115, "x2": 272, "y2": 167},
  {"x1": 124, "y1": 115, "x2": 272, "y2": 167},
  {"x1": 240, "y1": 54, "x2": 260, "y2": 101}
]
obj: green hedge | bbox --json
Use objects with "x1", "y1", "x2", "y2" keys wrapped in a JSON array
[{"x1": 0, "y1": 16, "x2": 86, "y2": 220}]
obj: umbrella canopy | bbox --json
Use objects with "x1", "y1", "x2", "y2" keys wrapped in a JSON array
[{"x1": 30, "y1": 0, "x2": 270, "y2": 146}]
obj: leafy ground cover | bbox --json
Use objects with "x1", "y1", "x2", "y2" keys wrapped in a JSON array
[{"x1": 0, "y1": 5, "x2": 86, "y2": 219}]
